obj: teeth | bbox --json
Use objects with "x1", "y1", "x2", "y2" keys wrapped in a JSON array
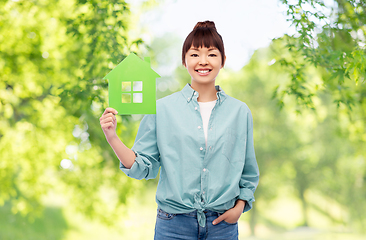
[{"x1": 198, "y1": 70, "x2": 209, "y2": 73}]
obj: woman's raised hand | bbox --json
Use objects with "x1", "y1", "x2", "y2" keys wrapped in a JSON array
[{"x1": 100, "y1": 108, "x2": 118, "y2": 140}]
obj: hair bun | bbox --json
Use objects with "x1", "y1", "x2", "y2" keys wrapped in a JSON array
[{"x1": 193, "y1": 21, "x2": 217, "y2": 31}]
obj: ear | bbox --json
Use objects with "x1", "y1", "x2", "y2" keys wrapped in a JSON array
[{"x1": 221, "y1": 55, "x2": 227, "y2": 68}]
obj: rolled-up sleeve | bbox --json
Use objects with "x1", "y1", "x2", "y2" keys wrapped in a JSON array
[
  {"x1": 120, "y1": 114, "x2": 160, "y2": 180},
  {"x1": 238, "y1": 110, "x2": 259, "y2": 212}
]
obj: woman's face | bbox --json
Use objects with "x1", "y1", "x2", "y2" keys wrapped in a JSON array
[{"x1": 184, "y1": 46, "x2": 224, "y2": 86}]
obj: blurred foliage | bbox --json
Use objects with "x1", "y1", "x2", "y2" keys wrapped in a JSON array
[
  {"x1": 0, "y1": 202, "x2": 68, "y2": 240},
  {"x1": 0, "y1": 0, "x2": 148, "y2": 225},
  {"x1": 276, "y1": 0, "x2": 366, "y2": 113},
  {"x1": 268, "y1": 2, "x2": 366, "y2": 232}
]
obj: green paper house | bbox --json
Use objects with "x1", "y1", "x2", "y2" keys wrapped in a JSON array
[{"x1": 103, "y1": 53, "x2": 160, "y2": 115}]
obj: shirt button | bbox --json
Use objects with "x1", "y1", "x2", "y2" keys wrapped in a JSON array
[
  {"x1": 198, "y1": 126, "x2": 201, "y2": 129},
  {"x1": 203, "y1": 168, "x2": 206, "y2": 172},
  {"x1": 194, "y1": 92, "x2": 197, "y2": 95},
  {"x1": 203, "y1": 191, "x2": 205, "y2": 194},
  {"x1": 187, "y1": 97, "x2": 190, "y2": 101},
  {"x1": 200, "y1": 147, "x2": 203, "y2": 151},
  {"x1": 209, "y1": 146, "x2": 212, "y2": 150},
  {"x1": 195, "y1": 107, "x2": 198, "y2": 110}
]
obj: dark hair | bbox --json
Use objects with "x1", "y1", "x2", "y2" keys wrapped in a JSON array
[{"x1": 182, "y1": 21, "x2": 225, "y2": 66}]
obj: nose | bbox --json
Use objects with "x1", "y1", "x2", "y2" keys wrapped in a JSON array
[{"x1": 199, "y1": 55, "x2": 208, "y2": 65}]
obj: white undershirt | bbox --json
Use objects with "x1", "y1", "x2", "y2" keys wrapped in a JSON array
[{"x1": 198, "y1": 100, "x2": 217, "y2": 147}]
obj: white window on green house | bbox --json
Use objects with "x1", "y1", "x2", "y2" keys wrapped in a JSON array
[{"x1": 121, "y1": 81, "x2": 143, "y2": 103}]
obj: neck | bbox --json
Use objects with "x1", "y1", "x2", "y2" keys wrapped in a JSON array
[{"x1": 191, "y1": 81, "x2": 217, "y2": 102}]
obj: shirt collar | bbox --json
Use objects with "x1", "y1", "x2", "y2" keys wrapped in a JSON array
[{"x1": 181, "y1": 83, "x2": 227, "y2": 104}]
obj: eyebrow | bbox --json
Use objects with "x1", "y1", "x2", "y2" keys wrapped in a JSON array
[{"x1": 189, "y1": 47, "x2": 218, "y2": 51}]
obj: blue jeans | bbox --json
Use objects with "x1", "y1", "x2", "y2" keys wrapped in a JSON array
[{"x1": 154, "y1": 209, "x2": 238, "y2": 240}]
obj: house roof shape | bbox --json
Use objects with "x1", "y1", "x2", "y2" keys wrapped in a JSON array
[{"x1": 103, "y1": 53, "x2": 160, "y2": 81}]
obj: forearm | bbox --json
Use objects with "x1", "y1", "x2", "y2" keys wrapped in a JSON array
[
  {"x1": 234, "y1": 199, "x2": 246, "y2": 212},
  {"x1": 107, "y1": 134, "x2": 136, "y2": 169}
]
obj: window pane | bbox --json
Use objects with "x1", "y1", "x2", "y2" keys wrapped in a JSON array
[
  {"x1": 122, "y1": 93, "x2": 131, "y2": 103},
  {"x1": 133, "y1": 81, "x2": 143, "y2": 91},
  {"x1": 122, "y1": 82, "x2": 131, "y2": 92},
  {"x1": 133, "y1": 93, "x2": 143, "y2": 103}
]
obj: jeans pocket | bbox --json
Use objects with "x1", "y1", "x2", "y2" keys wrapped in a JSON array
[
  {"x1": 223, "y1": 220, "x2": 238, "y2": 225},
  {"x1": 157, "y1": 209, "x2": 176, "y2": 220}
]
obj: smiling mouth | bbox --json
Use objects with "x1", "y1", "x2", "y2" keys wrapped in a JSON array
[{"x1": 195, "y1": 69, "x2": 212, "y2": 73}]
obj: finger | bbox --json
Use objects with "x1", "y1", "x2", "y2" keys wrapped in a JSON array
[
  {"x1": 101, "y1": 113, "x2": 115, "y2": 121},
  {"x1": 212, "y1": 213, "x2": 226, "y2": 225},
  {"x1": 103, "y1": 108, "x2": 118, "y2": 116},
  {"x1": 100, "y1": 113, "x2": 116, "y2": 122},
  {"x1": 100, "y1": 117, "x2": 114, "y2": 125}
]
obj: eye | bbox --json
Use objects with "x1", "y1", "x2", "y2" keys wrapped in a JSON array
[
  {"x1": 209, "y1": 54, "x2": 217, "y2": 57},
  {"x1": 190, "y1": 54, "x2": 199, "y2": 57}
]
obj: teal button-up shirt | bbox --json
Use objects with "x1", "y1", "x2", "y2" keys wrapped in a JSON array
[{"x1": 120, "y1": 84, "x2": 259, "y2": 227}]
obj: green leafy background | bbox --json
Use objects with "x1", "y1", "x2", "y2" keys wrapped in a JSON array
[{"x1": 0, "y1": 0, "x2": 365, "y2": 239}]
